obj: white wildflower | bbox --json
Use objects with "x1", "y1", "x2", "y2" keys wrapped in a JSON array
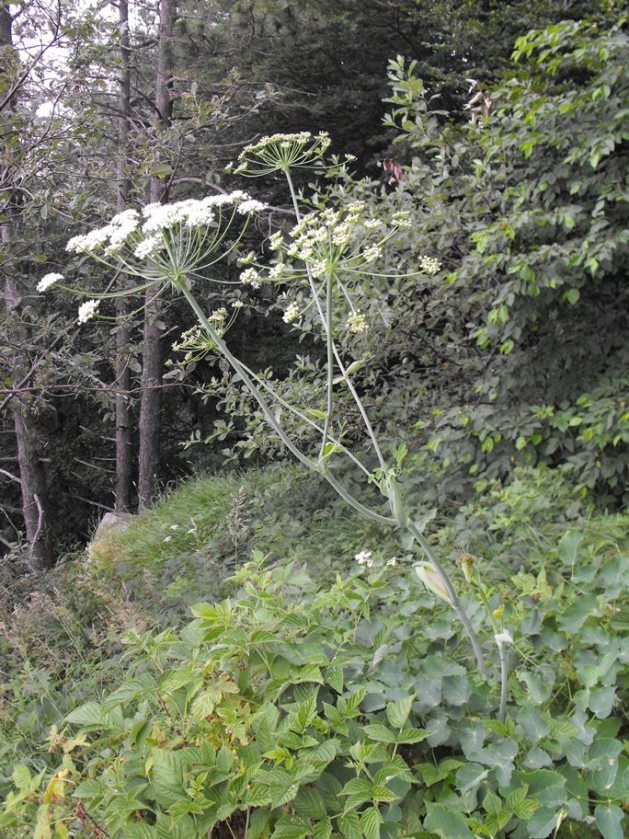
[
  {"x1": 240, "y1": 267, "x2": 262, "y2": 288},
  {"x1": 209, "y1": 307, "x2": 228, "y2": 322},
  {"x1": 347, "y1": 312, "x2": 369, "y2": 334},
  {"x1": 77, "y1": 299, "x2": 100, "y2": 324},
  {"x1": 269, "y1": 232, "x2": 284, "y2": 251},
  {"x1": 391, "y1": 211, "x2": 412, "y2": 228},
  {"x1": 134, "y1": 235, "x2": 164, "y2": 260},
  {"x1": 362, "y1": 244, "x2": 382, "y2": 263},
  {"x1": 66, "y1": 226, "x2": 112, "y2": 254},
  {"x1": 110, "y1": 208, "x2": 140, "y2": 227},
  {"x1": 232, "y1": 300, "x2": 244, "y2": 309},
  {"x1": 37, "y1": 272, "x2": 64, "y2": 292},
  {"x1": 183, "y1": 201, "x2": 216, "y2": 227},
  {"x1": 420, "y1": 255, "x2": 442, "y2": 276},
  {"x1": 386, "y1": 558, "x2": 397, "y2": 567},
  {"x1": 236, "y1": 199, "x2": 267, "y2": 215},
  {"x1": 268, "y1": 264, "x2": 284, "y2": 281},
  {"x1": 355, "y1": 550, "x2": 373, "y2": 567},
  {"x1": 282, "y1": 302, "x2": 300, "y2": 324}
]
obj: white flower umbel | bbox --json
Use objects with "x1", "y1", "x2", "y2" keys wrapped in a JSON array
[
  {"x1": 232, "y1": 132, "x2": 331, "y2": 177},
  {"x1": 65, "y1": 193, "x2": 268, "y2": 290},
  {"x1": 77, "y1": 299, "x2": 100, "y2": 324},
  {"x1": 282, "y1": 302, "x2": 300, "y2": 324},
  {"x1": 355, "y1": 550, "x2": 373, "y2": 567},
  {"x1": 347, "y1": 312, "x2": 368, "y2": 334},
  {"x1": 420, "y1": 255, "x2": 442, "y2": 276},
  {"x1": 37, "y1": 272, "x2": 64, "y2": 292}
]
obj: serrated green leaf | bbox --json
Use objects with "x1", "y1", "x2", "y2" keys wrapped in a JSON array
[
  {"x1": 371, "y1": 784, "x2": 399, "y2": 803},
  {"x1": 514, "y1": 798, "x2": 540, "y2": 820},
  {"x1": 107, "y1": 673, "x2": 156, "y2": 704},
  {"x1": 271, "y1": 815, "x2": 312, "y2": 839},
  {"x1": 11, "y1": 765, "x2": 31, "y2": 791},
  {"x1": 361, "y1": 806, "x2": 383, "y2": 839},
  {"x1": 341, "y1": 777, "x2": 374, "y2": 808},
  {"x1": 294, "y1": 787, "x2": 328, "y2": 820},
  {"x1": 159, "y1": 668, "x2": 196, "y2": 694},
  {"x1": 312, "y1": 819, "x2": 332, "y2": 839},
  {"x1": 73, "y1": 779, "x2": 107, "y2": 799},
  {"x1": 396, "y1": 727, "x2": 430, "y2": 744},
  {"x1": 325, "y1": 664, "x2": 344, "y2": 694},
  {"x1": 506, "y1": 785, "x2": 529, "y2": 811},
  {"x1": 386, "y1": 695, "x2": 414, "y2": 729},
  {"x1": 339, "y1": 810, "x2": 362, "y2": 839},
  {"x1": 483, "y1": 788, "x2": 502, "y2": 816},
  {"x1": 363, "y1": 723, "x2": 397, "y2": 744},
  {"x1": 125, "y1": 825, "x2": 157, "y2": 839}
]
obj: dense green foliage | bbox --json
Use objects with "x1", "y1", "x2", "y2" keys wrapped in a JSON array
[{"x1": 1, "y1": 466, "x2": 627, "y2": 837}]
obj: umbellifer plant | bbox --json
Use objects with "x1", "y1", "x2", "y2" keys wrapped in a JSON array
[{"x1": 42, "y1": 131, "x2": 521, "y2": 697}]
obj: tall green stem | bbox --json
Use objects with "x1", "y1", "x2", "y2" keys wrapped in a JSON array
[
  {"x1": 319, "y1": 269, "x2": 335, "y2": 461},
  {"x1": 181, "y1": 284, "x2": 395, "y2": 528},
  {"x1": 407, "y1": 521, "x2": 488, "y2": 677}
]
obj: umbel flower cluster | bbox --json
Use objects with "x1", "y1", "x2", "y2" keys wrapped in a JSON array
[
  {"x1": 39, "y1": 192, "x2": 267, "y2": 322},
  {"x1": 229, "y1": 131, "x2": 332, "y2": 176},
  {"x1": 239, "y1": 202, "x2": 412, "y2": 287},
  {"x1": 66, "y1": 192, "x2": 266, "y2": 289}
]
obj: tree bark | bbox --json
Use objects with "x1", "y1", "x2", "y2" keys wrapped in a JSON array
[
  {"x1": 114, "y1": 0, "x2": 133, "y2": 512},
  {"x1": 11, "y1": 403, "x2": 53, "y2": 571},
  {"x1": 137, "y1": 0, "x2": 176, "y2": 509},
  {"x1": 1, "y1": 2, "x2": 53, "y2": 571}
]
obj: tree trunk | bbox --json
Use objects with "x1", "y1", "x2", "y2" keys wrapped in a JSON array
[
  {"x1": 137, "y1": 0, "x2": 176, "y2": 509},
  {"x1": 12, "y1": 404, "x2": 53, "y2": 571},
  {"x1": 2, "y1": 257, "x2": 53, "y2": 572},
  {"x1": 114, "y1": 0, "x2": 133, "y2": 512},
  {"x1": 1, "y1": 2, "x2": 53, "y2": 571}
]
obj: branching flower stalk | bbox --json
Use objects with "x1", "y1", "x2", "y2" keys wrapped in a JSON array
[
  {"x1": 236, "y1": 134, "x2": 488, "y2": 676},
  {"x1": 47, "y1": 134, "x2": 489, "y2": 680}
]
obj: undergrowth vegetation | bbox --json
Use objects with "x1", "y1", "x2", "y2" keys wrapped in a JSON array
[{"x1": 1, "y1": 465, "x2": 627, "y2": 838}]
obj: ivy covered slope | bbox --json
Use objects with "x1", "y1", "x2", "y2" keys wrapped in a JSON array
[{"x1": 1, "y1": 465, "x2": 627, "y2": 839}]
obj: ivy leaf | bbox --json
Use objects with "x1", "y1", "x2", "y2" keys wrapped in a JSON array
[
  {"x1": 456, "y1": 763, "x2": 488, "y2": 794},
  {"x1": 595, "y1": 804, "x2": 625, "y2": 839}
]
